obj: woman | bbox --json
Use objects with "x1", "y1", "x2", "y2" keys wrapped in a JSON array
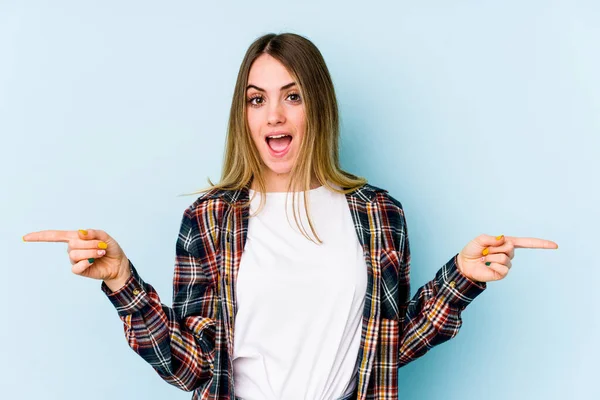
[{"x1": 23, "y1": 33, "x2": 558, "y2": 400}]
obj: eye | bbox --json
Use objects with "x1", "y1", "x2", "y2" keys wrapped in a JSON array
[
  {"x1": 247, "y1": 95, "x2": 264, "y2": 107},
  {"x1": 287, "y1": 92, "x2": 301, "y2": 102}
]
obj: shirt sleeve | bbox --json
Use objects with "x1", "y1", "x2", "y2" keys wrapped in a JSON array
[
  {"x1": 396, "y1": 210, "x2": 486, "y2": 367},
  {"x1": 101, "y1": 207, "x2": 217, "y2": 391}
]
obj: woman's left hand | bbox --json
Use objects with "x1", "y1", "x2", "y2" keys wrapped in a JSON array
[{"x1": 457, "y1": 234, "x2": 558, "y2": 283}]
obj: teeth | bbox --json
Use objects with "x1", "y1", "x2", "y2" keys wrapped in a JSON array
[{"x1": 267, "y1": 134, "x2": 290, "y2": 139}]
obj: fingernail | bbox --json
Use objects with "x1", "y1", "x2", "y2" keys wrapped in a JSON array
[
  {"x1": 485, "y1": 262, "x2": 491, "y2": 266},
  {"x1": 22, "y1": 236, "x2": 26, "y2": 242},
  {"x1": 495, "y1": 235, "x2": 504, "y2": 240},
  {"x1": 482, "y1": 248, "x2": 489, "y2": 256},
  {"x1": 480, "y1": 256, "x2": 485, "y2": 262},
  {"x1": 88, "y1": 258, "x2": 95, "y2": 264},
  {"x1": 97, "y1": 249, "x2": 106, "y2": 256},
  {"x1": 98, "y1": 242, "x2": 107, "y2": 250},
  {"x1": 79, "y1": 229, "x2": 88, "y2": 235}
]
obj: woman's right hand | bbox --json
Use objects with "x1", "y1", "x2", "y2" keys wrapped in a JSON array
[{"x1": 23, "y1": 229, "x2": 132, "y2": 291}]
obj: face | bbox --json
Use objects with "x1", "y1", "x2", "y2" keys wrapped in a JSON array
[{"x1": 246, "y1": 53, "x2": 306, "y2": 191}]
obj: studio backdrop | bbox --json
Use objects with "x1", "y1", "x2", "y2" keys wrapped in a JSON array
[{"x1": 1, "y1": 1, "x2": 597, "y2": 399}]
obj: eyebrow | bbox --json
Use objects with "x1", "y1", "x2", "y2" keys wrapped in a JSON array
[{"x1": 246, "y1": 82, "x2": 297, "y2": 92}]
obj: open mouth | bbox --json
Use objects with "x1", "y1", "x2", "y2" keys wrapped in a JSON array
[{"x1": 266, "y1": 134, "x2": 293, "y2": 154}]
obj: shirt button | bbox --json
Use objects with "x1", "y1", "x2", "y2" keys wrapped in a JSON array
[
  {"x1": 449, "y1": 281, "x2": 456, "y2": 288},
  {"x1": 133, "y1": 288, "x2": 140, "y2": 295}
]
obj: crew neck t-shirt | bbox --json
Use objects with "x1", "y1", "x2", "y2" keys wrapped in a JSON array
[{"x1": 232, "y1": 184, "x2": 368, "y2": 400}]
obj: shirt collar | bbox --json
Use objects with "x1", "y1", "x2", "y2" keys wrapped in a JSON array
[{"x1": 202, "y1": 182, "x2": 384, "y2": 204}]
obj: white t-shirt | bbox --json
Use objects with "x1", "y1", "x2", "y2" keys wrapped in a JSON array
[{"x1": 232, "y1": 183, "x2": 368, "y2": 400}]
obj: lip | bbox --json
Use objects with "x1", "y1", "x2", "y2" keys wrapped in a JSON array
[
  {"x1": 264, "y1": 131, "x2": 292, "y2": 141},
  {"x1": 265, "y1": 131, "x2": 293, "y2": 158}
]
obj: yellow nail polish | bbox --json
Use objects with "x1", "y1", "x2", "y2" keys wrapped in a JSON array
[
  {"x1": 482, "y1": 248, "x2": 489, "y2": 256},
  {"x1": 495, "y1": 235, "x2": 504, "y2": 240},
  {"x1": 79, "y1": 229, "x2": 88, "y2": 235},
  {"x1": 22, "y1": 236, "x2": 26, "y2": 242},
  {"x1": 98, "y1": 241, "x2": 107, "y2": 249}
]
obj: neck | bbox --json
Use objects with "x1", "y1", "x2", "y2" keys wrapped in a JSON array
[{"x1": 250, "y1": 172, "x2": 321, "y2": 193}]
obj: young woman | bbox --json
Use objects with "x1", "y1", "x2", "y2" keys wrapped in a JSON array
[{"x1": 23, "y1": 33, "x2": 558, "y2": 400}]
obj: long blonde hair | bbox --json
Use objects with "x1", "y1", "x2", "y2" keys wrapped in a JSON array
[{"x1": 183, "y1": 33, "x2": 367, "y2": 244}]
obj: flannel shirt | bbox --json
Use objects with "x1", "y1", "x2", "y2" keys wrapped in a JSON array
[{"x1": 102, "y1": 183, "x2": 486, "y2": 399}]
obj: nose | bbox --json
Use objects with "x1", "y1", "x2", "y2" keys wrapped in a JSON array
[{"x1": 267, "y1": 101, "x2": 285, "y2": 126}]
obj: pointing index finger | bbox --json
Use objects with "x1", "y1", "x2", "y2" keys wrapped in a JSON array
[
  {"x1": 23, "y1": 230, "x2": 78, "y2": 243},
  {"x1": 505, "y1": 236, "x2": 558, "y2": 249}
]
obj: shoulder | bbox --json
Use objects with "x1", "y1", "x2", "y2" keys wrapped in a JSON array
[
  {"x1": 361, "y1": 183, "x2": 405, "y2": 212},
  {"x1": 176, "y1": 188, "x2": 236, "y2": 246},
  {"x1": 188, "y1": 187, "x2": 230, "y2": 207},
  {"x1": 183, "y1": 187, "x2": 238, "y2": 221},
  {"x1": 348, "y1": 182, "x2": 407, "y2": 228},
  {"x1": 368, "y1": 184, "x2": 408, "y2": 232}
]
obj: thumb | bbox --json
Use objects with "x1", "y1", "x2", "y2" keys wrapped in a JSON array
[
  {"x1": 77, "y1": 228, "x2": 111, "y2": 242},
  {"x1": 477, "y1": 234, "x2": 506, "y2": 251}
]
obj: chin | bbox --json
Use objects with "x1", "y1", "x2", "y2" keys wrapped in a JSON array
[
  {"x1": 265, "y1": 163, "x2": 293, "y2": 176},
  {"x1": 260, "y1": 150, "x2": 295, "y2": 173}
]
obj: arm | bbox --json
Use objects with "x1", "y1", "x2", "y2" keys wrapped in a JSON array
[
  {"x1": 396, "y1": 210, "x2": 486, "y2": 367},
  {"x1": 101, "y1": 207, "x2": 217, "y2": 391}
]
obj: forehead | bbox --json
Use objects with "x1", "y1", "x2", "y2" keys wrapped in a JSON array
[{"x1": 248, "y1": 53, "x2": 295, "y2": 87}]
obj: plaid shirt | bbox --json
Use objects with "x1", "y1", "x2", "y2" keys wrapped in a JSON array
[{"x1": 102, "y1": 183, "x2": 486, "y2": 399}]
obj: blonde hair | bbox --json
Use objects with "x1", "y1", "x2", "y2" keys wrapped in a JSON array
[{"x1": 182, "y1": 33, "x2": 367, "y2": 244}]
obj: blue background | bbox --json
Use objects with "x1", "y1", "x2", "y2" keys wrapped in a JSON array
[{"x1": 1, "y1": 1, "x2": 598, "y2": 399}]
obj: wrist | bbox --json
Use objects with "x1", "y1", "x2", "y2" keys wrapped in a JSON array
[
  {"x1": 103, "y1": 259, "x2": 132, "y2": 292},
  {"x1": 456, "y1": 253, "x2": 483, "y2": 285}
]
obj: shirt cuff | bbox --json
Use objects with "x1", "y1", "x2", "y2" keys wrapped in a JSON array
[
  {"x1": 435, "y1": 254, "x2": 486, "y2": 309},
  {"x1": 101, "y1": 260, "x2": 151, "y2": 317}
]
